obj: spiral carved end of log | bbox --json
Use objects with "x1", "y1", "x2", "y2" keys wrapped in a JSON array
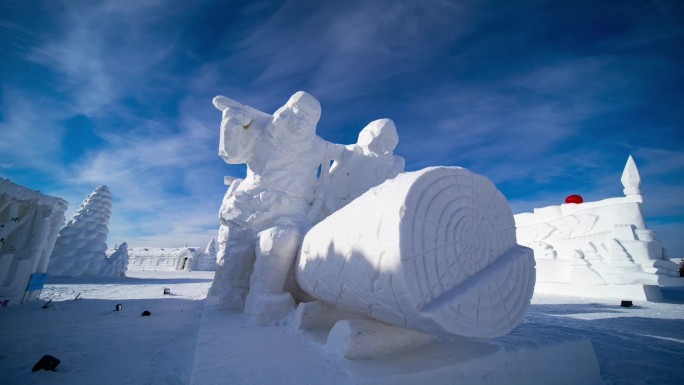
[{"x1": 399, "y1": 167, "x2": 536, "y2": 338}]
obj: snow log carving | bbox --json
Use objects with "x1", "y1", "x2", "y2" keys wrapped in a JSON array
[{"x1": 297, "y1": 167, "x2": 536, "y2": 339}]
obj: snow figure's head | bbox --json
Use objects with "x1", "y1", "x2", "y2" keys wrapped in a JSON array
[
  {"x1": 357, "y1": 119, "x2": 398, "y2": 156},
  {"x1": 273, "y1": 91, "x2": 321, "y2": 142},
  {"x1": 214, "y1": 95, "x2": 265, "y2": 164}
]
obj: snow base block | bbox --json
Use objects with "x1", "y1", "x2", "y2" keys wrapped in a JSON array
[{"x1": 189, "y1": 296, "x2": 604, "y2": 385}]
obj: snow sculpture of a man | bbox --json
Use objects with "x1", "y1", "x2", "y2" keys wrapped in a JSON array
[
  {"x1": 317, "y1": 118, "x2": 405, "y2": 221},
  {"x1": 210, "y1": 92, "x2": 535, "y2": 351},
  {"x1": 211, "y1": 91, "x2": 349, "y2": 323}
]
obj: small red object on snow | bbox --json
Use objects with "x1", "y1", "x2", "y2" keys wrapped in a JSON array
[{"x1": 565, "y1": 195, "x2": 584, "y2": 204}]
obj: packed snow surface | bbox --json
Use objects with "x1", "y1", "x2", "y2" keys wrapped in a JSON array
[{"x1": 0, "y1": 271, "x2": 682, "y2": 384}]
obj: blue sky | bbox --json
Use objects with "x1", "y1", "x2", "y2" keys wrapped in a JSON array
[{"x1": 1, "y1": 0, "x2": 683, "y2": 256}]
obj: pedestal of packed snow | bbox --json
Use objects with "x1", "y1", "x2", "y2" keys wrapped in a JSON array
[
  {"x1": 515, "y1": 156, "x2": 684, "y2": 301},
  {"x1": 0, "y1": 178, "x2": 67, "y2": 304},
  {"x1": 189, "y1": 296, "x2": 604, "y2": 385}
]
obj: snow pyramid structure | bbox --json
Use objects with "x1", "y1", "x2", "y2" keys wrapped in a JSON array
[{"x1": 48, "y1": 186, "x2": 114, "y2": 277}]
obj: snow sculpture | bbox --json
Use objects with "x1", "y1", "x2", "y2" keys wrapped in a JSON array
[
  {"x1": 184, "y1": 240, "x2": 217, "y2": 271},
  {"x1": 298, "y1": 167, "x2": 535, "y2": 338},
  {"x1": 315, "y1": 118, "x2": 405, "y2": 221},
  {"x1": 212, "y1": 91, "x2": 408, "y2": 323},
  {"x1": 212, "y1": 91, "x2": 535, "y2": 345},
  {"x1": 48, "y1": 185, "x2": 115, "y2": 277},
  {"x1": 515, "y1": 156, "x2": 683, "y2": 300},
  {"x1": 0, "y1": 178, "x2": 67, "y2": 304},
  {"x1": 101, "y1": 242, "x2": 128, "y2": 277},
  {"x1": 197, "y1": 238, "x2": 218, "y2": 271}
]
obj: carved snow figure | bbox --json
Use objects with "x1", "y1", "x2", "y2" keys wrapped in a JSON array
[
  {"x1": 185, "y1": 239, "x2": 217, "y2": 272},
  {"x1": 316, "y1": 118, "x2": 405, "y2": 221},
  {"x1": 515, "y1": 156, "x2": 683, "y2": 300},
  {"x1": 212, "y1": 92, "x2": 351, "y2": 322},
  {"x1": 48, "y1": 186, "x2": 113, "y2": 277},
  {"x1": 211, "y1": 92, "x2": 535, "y2": 348},
  {"x1": 198, "y1": 238, "x2": 218, "y2": 271},
  {"x1": 101, "y1": 242, "x2": 128, "y2": 277},
  {"x1": 0, "y1": 178, "x2": 67, "y2": 304}
]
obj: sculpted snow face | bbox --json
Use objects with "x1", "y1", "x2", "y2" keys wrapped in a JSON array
[{"x1": 211, "y1": 91, "x2": 535, "y2": 340}]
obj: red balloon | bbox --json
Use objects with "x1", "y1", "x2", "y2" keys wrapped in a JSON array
[{"x1": 565, "y1": 194, "x2": 584, "y2": 204}]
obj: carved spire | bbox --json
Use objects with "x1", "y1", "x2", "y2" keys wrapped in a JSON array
[{"x1": 621, "y1": 155, "x2": 641, "y2": 196}]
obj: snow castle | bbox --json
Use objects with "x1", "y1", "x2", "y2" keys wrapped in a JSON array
[{"x1": 515, "y1": 156, "x2": 683, "y2": 300}]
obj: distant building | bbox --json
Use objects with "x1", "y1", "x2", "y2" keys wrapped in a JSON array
[
  {"x1": 127, "y1": 240, "x2": 216, "y2": 272},
  {"x1": 127, "y1": 247, "x2": 198, "y2": 271}
]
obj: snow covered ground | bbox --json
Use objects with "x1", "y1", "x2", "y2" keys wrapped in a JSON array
[
  {"x1": 0, "y1": 271, "x2": 213, "y2": 385},
  {"x1": 1, "y1": 271, "x2": 682, "y2": 384}
]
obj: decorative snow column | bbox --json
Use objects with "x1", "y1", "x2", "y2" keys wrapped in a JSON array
[
  {"x1": 48, "y1": 186, "x2": 112, "y2": 277},
  {"x1": 514, "y1": 156, "x2": 683, "y2": 300},
  {"x1": 621, "y1": 155, "x2": 641, "y2": 196},
  {"x1": 297, "y1": 167, "x2": 536, "y2": 339},
  {"x1": 0, "y1": 178, "x2": 68, "y2": 304}
]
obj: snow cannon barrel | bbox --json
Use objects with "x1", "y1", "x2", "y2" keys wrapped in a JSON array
[{"x1": 297, "y1": 166, "x2": 535, "y2": 339}]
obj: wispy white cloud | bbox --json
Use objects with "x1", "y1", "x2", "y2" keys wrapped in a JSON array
[
  {"x1": 398, "y1": 57, "x2": 615, "y2": 176},
  {"x1": 54, "y1": 106, "x2": 225, "y2": 247},
  {"x1": 25, "y1": 0, "x2": 181, "y2": 115}
]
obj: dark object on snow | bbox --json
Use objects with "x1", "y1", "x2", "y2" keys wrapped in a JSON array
[
  {"x1": 621, "y1": 300, "x2": 633, "y2": 307},
  {"x1": 163, "y1": 288, "x2": 171, "y2": 295},
  {"x1": 41, "y1": 299, "x2": 52, "y2": 309},
  {"x1": 32, "y1": 355, "x2": 61, "y2": 372},
  {"x1": 141, "y1": 310, "x2": 151, "y2": 316},
  {"x1": 115, "y1": 304, "x2": 122, "y2": 311}
]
